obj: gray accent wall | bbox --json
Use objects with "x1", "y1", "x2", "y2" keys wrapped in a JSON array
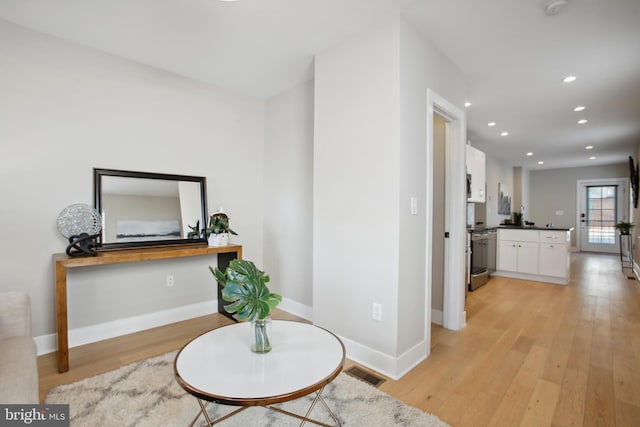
[{"x1": 529, "y1": 163, "x2": 628, "y2": 247}]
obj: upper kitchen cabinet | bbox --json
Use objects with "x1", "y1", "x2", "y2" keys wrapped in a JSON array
[{"x1": 466, "y1": 144, "x2": 486, "y2": 203}]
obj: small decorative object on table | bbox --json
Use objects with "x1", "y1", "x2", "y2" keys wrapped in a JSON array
[
  {"x1": 56, "y1": 203, "x2": 102, "y2": 257},
  {"x1": 204, "y1": 208, "x2": 238, "y2": 247},
  {"x1": 211, "y1": 259, "x2": 282, "y2": 353}
]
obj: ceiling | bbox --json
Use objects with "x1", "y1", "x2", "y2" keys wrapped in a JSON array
[{"x1": 1, "y1": 0, "x2": 639, "y2": 170}]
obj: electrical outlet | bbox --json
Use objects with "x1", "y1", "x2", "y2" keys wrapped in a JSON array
[
  {"x1": 372, "y1": 302, "x2": 382, "y2": 321},
  {"x1": 166, "y1": 275, "x2": 174, "y2": 287}
]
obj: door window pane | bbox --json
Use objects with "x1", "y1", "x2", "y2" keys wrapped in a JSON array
[{"x1": 587, "y1": 185, "x2": 617, "y2": 244}]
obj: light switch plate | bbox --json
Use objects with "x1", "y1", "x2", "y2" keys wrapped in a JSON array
[{"x1": 410, "y1": 197, "x2": 418, "y2": 215}]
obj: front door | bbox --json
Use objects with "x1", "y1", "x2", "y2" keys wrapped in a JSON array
[{"x1": 578, "y1": 179, "x2": 627, "y2": 253}]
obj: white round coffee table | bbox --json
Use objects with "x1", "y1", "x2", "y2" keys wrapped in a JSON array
[{"x1": 174, "y1": 320, "x2": 345, "y2": 426}]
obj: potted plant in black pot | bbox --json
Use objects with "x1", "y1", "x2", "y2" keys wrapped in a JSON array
[
  {"x1": 210, "y1": 259, "x2": 282, "y2": 353},
  {"x1": 615, "y1": 221, "x2": 635, "y2": 235}
]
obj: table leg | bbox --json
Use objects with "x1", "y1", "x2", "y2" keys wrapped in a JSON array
[
  {"x1": 55, "y1": 263, "x2": 69, "y2": 373},
  {"x1": 191, "y1": 388, "x2": 341, "y2": 427},
  {"x1": 192, "y1": 399, "x2": 248, "y2": 427},
  {"x1": 267, "y1": 386, "x2": 342, "y2": 427}
]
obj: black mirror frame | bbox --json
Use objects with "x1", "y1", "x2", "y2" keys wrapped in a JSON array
[
  {"x1": 94, "y1": 168, "x2": 208, "y2": 250},
  {"x1": 629, "y1": 156, "x2": 639, "y2": 209}
]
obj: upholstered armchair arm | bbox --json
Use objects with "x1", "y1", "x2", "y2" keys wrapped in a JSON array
[{"x1": 0, "y1": 292, "x2": 32, "y2": 340}]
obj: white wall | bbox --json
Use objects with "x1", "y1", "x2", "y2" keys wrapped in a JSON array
[
  {"x1": 314, "y1": 16, "x2": 466, "y2": 378},
  {"x1": 0, "y1": 20, "x2": 265, "y2": 341},
  {"x1": 397, "y1": 20, "x2": 466, "y2": 354},
  {"x1": 263, "y1": 81, "x2": 314, "y2": 318},
  {"x1": 0, "y1": 16, "x2": 468, "y2": 373},
  {"x1": 314, "y1": 17, "x2": 401, "y2": 360}
]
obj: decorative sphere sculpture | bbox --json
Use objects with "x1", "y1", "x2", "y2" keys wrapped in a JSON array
[{"x1": 56, "y1": 204, "x2": 102, "y2": 256}]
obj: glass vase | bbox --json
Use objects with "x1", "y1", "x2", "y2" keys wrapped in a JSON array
[{"x1": 251, "y1": 317, "x2": 272, "y2": 353}]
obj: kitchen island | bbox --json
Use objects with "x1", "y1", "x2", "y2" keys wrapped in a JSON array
[{"x1": 494, "y1": 226, "x2": 573, "y2": 285}]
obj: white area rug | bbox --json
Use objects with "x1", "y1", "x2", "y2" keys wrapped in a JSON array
[{"x1": 46, "y1": 351, "x2": 450, "y2": 427}]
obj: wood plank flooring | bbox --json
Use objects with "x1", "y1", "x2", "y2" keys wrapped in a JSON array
[{"x1": 38, "y1": 252, "x2": 640, "y2": 426}]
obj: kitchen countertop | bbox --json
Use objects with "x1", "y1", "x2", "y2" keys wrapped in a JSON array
[
  {"x1": 497, "y1": 225, "x2": 574, "y2": 232},
  {"x1": 468, "y1": 225, "x2": 575, "y2": 232},
  {"x1": 467, "y1": 225, "x2": 498, "y2": 232}
]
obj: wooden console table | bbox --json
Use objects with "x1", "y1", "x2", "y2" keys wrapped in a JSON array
[{"x1": 53, "y1": 243, "x2": 242, "y2": 373}]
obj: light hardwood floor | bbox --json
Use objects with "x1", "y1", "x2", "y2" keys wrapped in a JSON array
[{"x1": 38, "y1": 252, "x2": 640, "y2": 426}]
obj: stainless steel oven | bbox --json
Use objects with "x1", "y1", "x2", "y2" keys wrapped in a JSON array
[
  {"x1": 470, "y1": 230, "x2": 489, "y2": 291},
  {"x1": 487, "y1": 229, "x2": 497, "y2": 275}
]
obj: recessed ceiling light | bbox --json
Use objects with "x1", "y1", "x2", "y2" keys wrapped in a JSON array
[
  {"x1": 562, "y1": 75, "x2": 577, "y2": 83},
  {"x1": 544, "y1": 0, "x2": 569, "y2": 16},
  {"x1": 574, "y1": 106, "x2": 586, "y2": 112},
  {"x1": 500, "y1": 132, "x2": 509, "y2": 136},
  {"x1": 526, "y1": 152, "x2": 534, "y2": 156},
  {"x1": 585, "y1": 145, "x2": 593, "y2": 150},
  {"x1": 538, "y1": 161, "x2": 545, "y2": 165},
  {"x1": 488, "y1": 122, "x2": 496, "y2": 127},
  {"x1": 578, "y1": 119, "x2": 588, "y2": 124},
  {"x1": 589, "y1": 156, "x2": 597, "y2": 160},
  {"x1": 464, "y1": 102, "x2": 471, "y2": 107}
]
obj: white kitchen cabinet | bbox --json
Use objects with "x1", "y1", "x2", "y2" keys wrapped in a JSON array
[
  {"x1": 539, "y1": 243, "x2": 567, "y2": 278},
  {"x1": 495, "y1": 228, "x2": 571, "y2": 285},
  {"x1": 498, "y1": 240, "x2": 518, "y2": 271},
  {"x1": 497, "y1": 229, "x2": 539, "y2": 275},
  {"x1": 538, "y1": 230, "x2": 570, "y2": 280},
  {"x1": 517, "y1": 241, "x2": 539, "y2": 275},
  {"x1": 466, "y1": 145, "x2": 486, "y2": 203}
]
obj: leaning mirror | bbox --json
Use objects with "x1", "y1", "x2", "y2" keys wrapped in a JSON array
[{"x1": 94, "y1": 168, "x2": 207, "y2": 250}]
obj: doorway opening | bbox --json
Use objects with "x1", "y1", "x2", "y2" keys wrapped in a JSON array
[
  {"x1": 425, "y1": 89, "x2": 466, "y2": 359},
  {"x1": 577, "y1": 178, "x2": 628, "y2": 253},
  {"x1": 430, "y1": 113, "x2": 446, "y2": 325}
]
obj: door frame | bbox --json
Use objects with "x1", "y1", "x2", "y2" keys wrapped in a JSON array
[
  {"x1": 425, "y1": 89, "x2": 466, "y2": 352},
  {"x1": 576, "y1": 178, "x2": 629, "y2": 252}
]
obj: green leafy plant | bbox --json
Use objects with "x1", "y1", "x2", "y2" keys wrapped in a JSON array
[
  {"x1": 615, "y1": 221, "x2": 635, "y2": 235},
  {"x1": 203, "y1": 213, "x2": 238, "y2": 239},
  {"x1": 210, "y1": 259, "x2": 281, "y2": 321},
  {"x1": 187, "y1": 220, "x2": 201, "y2": 239},
  {"x1": 512, "y1": 212, "x2": 523, "y2": 226},
  {"x1": 187, "y1": 214, "x2": 238, "y2": 240}
]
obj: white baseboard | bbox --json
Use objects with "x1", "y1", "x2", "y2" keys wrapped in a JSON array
[
  {"x1": 339, "y1": 334, "x2": 428, "y2": 380},
  {"x1": 278, "y1": 297, "x2": 313, "y2": 321},
  {"x1": 35, "y1": 297, "x2": 428, "y2": 381},
  {"x1": 35, "y1": 298, "x2": 316, "y2": 356},
  {"x1": 35, "y1": 300, "x2": 217, "y2": 355}
]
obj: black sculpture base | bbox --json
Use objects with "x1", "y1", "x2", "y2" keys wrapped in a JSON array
[{"x1": 66, "y1": 233, "x2": 99, "y2": 257}]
